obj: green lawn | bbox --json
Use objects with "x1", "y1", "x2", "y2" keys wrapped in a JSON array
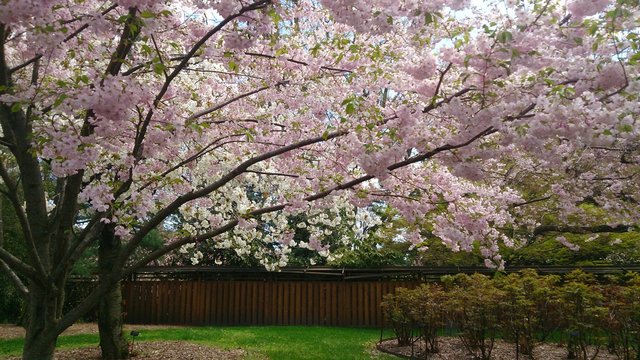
[{"x1": 0, "y1": 326, "x2": 397, "y2": 359}]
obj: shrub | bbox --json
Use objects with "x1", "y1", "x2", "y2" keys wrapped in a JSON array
[
  {"x1": 603, "y1": 274, "x2": 640, "y2": 360},
  {"x1": 381, "y1": 287, "x2": 415, "y2": 346},
  {"x1": 447, "y1": 274, "x2": 504, "y2": 360},
  {"x1": 495, "y1": 269, "x2": 562, "y2": 358},
  {"x1": 410, "y1": 284, "x2": 446, "y2": 355},
  {"x1": 558, "y1": 271, "x2": 607, "y2": 360}
]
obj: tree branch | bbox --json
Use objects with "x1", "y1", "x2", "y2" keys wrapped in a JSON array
[
  {"x1": 0, "y1": 247, "x2": 40, "y2": 281},
  {"x1": 187, "y1": 84, "x2": 271, "y2": 121},
  {"x1": 0, "y1": 260, "x2": 28, "y2": 298}
]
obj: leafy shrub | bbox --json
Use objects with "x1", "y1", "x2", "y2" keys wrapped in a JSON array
[
  {"x1": 381, "y1": 269, "x2": 640, "y2": 360},
  {"x1": 446, "y1": 274, "x2": 504, "y2": 360},
  {"x1": 495, "y1": 269, "x2": 562, "y2": 358},
  {"x1": 410, "y1": 284, "x2": 446, "y2": 354},
  {"x1": 558, "y1": 271, "x2": 607, "y2": 360},
  {"x1": 603, "y1": 273, "x2": 640, "y2": 360},
  {"x1": 381, "y1": 287, "x2": 415, "y2": 346}
]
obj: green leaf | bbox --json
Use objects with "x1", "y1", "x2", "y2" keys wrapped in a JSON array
[
  {"x1": 497, "y1": 31, "x2": 512, "y2": 44},
  {"x1": 310, "y1": 44, "x2": 321, "y2": 57},
  {"x1": 619, "y1": 124, "x2": 633, "y2": 133},
  {"x1": 53, "y1": 94, "x2": 68, "y2": 108},
  {"x1": 140, "y1": 44, "x2": 153, "y2": 56},
  {"x1": 424, "y1": 12, "x2": 433, "y2": 25},
  {"x1": 10, "y1": 103, "x2": 21, "y2": 113},
  {"x1": 141, "y1": 10, "x2": 155, "y2": 18},
  {"x1": 153, "y1": 62, "x2": 166, "y2": 75},
  {"x1": 275, "y1": 47, "x2": 288, "y2": 57},
  {"x1": 345, "y1": 103, "x2": 356, "y2": 115},
  {"x1": 228, "y1": 60, "x2": 239, "y2": 73}
]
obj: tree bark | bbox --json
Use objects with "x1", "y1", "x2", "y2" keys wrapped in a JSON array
[
  {"x1": 98, "y1": 226, "x2": 129, "y2": 360},
  {"x1": 22, "y1": 285, "x2": 60, "y2": 360}
]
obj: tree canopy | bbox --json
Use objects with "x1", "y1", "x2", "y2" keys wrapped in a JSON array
[{"x1": 0, "y1": 0, "x2": 639, "y2": 358}]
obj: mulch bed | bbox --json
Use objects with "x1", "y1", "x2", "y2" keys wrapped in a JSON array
[
  {"x1": 377, "y1": 337, "x2": 618, "y2": 360},
  {"x1": 6, "y1": 342, "x2": 245, "y2": 360},
  {"x1": 1, "y1": 324, "x2": 246, "y2": 360},
  {"x1": 0, "y1": 323, "x2": 183, "y2": 340}
]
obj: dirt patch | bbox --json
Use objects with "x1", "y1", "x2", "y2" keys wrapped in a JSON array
[{"x1": 377, "y1": 337, "x2": 617, "y2": 360}]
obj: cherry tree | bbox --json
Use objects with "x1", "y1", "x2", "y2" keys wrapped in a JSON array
[{"x1": 0, "y1": 0, "x2": 638, "y2": 359}]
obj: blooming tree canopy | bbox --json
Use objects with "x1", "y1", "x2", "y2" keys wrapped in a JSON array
[{"x1": 0, "y1": 0, "x2": 638, "y2": 358}]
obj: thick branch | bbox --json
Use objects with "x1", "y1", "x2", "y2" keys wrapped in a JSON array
[
  {"x1": 0, "y1": 247, "x2": 39, "y2": 281},
  {"x1": 0, "y1": 161, "x2": 43, "y2": 273},
  {"x1": 0, "y1": 260, "x2": 28, "y2": 298}
]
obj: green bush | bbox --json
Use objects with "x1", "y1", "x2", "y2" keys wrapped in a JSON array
[
  {"x1": 381, "y1": 287, "x2": 415, "y2": 346},
  {"x1": 603, "y1": 273, "x2": 640, "y2": 360},
  {"x1": 381, "y1": 269, "x2": 640, "y2": 360},
  {"x1": 494, "y1": 269, "x2": 562, "y2": 358},
  {"x1": 410, "y1": 284, "x2": 446, "y2": 355},
  {"x1": 558, "y1": 271, "x2": 607, "y2": 360},
  {"x1": 446, "y1": 274, "x2": 504, "y2": 360}
]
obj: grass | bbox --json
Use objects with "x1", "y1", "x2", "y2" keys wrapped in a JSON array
[{"x1": 0, "y1": 326, "x2": 398, "y2": 360}]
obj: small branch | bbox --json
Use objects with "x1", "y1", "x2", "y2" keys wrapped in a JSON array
[
  {"x1": 122, "y1": 55, "x2": 189, "y2": 76},
  {"x1": 150, "y1": 34, "x2": 169, "y2": 78},
  {"x1": 132, "y1": 0, "x2": 272, "y2": 160},
  {"x1": 511, "y1": 196, "x2": 551, "y2": 208},
  {"x1": 558, "y1": 14, "x2": 572, "y2": 26},
  {"x1": 246, "y1": 170, "x2": 312, "y2": 179},
  {"x1": 187, "y1": 85, "x2": 271, "y2": 121},
  {"x1": 117, "y1": 127, "x2": 348, "y2": 267},
  {"x1": 244, "y1": 51, "x2": 353, "y2": 73},
  {"x1": 529, "y1": 0, "x2": 552, "y2": 28},
  {"x1": 427, "y1": 62, "x2": 452, "y2": 109},
  {"x1": 423, "y1": 87, "x2": 476, "y2": 113}
]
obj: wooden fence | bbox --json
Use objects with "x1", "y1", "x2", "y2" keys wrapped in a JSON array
[
  {"x1": 120, "y1": 265, "x2": 640, "y2": 327},
  {"x1": 123, "y1": 280, "x2": 417, "y2": 327}
]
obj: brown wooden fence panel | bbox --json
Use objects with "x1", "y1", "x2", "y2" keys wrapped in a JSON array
[{"x1": 122, "y1": 279, "x2": 419, "y2": 327}]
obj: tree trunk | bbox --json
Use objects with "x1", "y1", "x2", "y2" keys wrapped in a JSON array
[
  {"x1": 98, "y1": 226, "x2": 129, "y2": 360},
  {"x1": 98, "y1": 279, "x2": 128, "y2": 360},
  {"x1": 22, "y1": 286, "x2": 59, "y2": 360}
]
